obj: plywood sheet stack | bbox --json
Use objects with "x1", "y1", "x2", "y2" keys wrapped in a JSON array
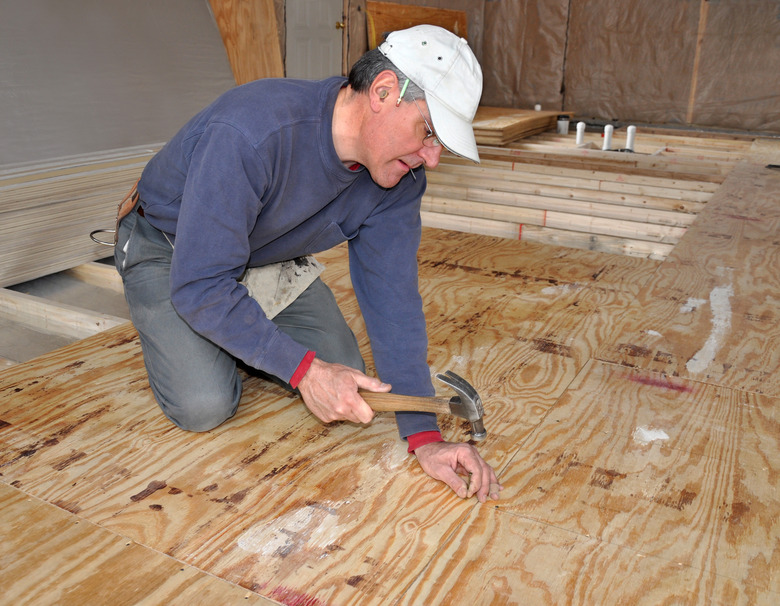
[
  {"x1": 0, "y1": 145, "x2": 158, "y2": 288},
  {"x1": 472, "y1": 107, "x2": 571, "y2": 146},
  {"x1": 422, "y1": 130, "x2": 750, "y2": 260}
]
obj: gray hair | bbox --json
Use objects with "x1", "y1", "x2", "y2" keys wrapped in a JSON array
[{"x1": 348, "y1": 47, "x2": 424, "y2": 102}]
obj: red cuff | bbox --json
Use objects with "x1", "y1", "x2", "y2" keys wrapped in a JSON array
[
  {"x1": 406, "y1": 430, "x2": 444, "y2": 453},
  {"x1": 289, "y1": 350, "x2": 316, "y2": 389}
]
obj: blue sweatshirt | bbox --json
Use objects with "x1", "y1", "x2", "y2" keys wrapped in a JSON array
[{"x1": 136, "y1": 76, "x2": 438, "y2": 438}]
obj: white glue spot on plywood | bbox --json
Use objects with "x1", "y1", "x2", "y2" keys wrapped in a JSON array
[
  {"x1": 633, "y1": 426, "x2": 670, "y2": 445},
  {"x1": 541, "y1": 283, "x2": 582, "y2": 296},
  {"x1": 644, "y1": 330, "x2": 663, "y2": 338},
  {"x1": 680, "y1": 298, "x2": 707, "y2": 313},
  {"x1": 686, "y1": 284, "x2": 734, "y2": 374},
  {"x1": 237, "y1": 501, "x2": 344, "y2": 556}
]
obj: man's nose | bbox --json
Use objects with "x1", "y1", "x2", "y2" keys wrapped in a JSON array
[{"x1": 419, "y1": 144, "x2": 442, "y2": 169}]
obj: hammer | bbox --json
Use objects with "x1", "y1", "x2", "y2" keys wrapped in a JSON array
[{"x1": 360, "y1": 370, "x2": 486, "y2": 440}]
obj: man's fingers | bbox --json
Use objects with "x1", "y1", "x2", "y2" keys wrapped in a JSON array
[
  {"x1": 489, "y1": 483, "x2": 503, "y2": 500},
  {"x1": 456, "y1": 450, "x2": 496, "y2": 501},
  {"x1": 354, "y1": 373, "x2": 392, "y2": 393},
  {"x1": 353, "y1": 395, "x2": 376, "y2": 424},
  {"x1": 439, "y1": 467, "x2": 469, "y2": 499},
  {"x1": 414, "y1": 441, "x2": 502, "y2": 503}
]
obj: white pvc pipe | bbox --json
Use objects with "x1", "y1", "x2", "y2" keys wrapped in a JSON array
[
  {"x1": 626, "y1": 125, "x2": 637, "y2": 151},
  {"x1": 576, "y1": 121, "x2": 586, "y2": 145},
  {"x1": 602, "y1": 124, "x2": 613, "y2": 151}
]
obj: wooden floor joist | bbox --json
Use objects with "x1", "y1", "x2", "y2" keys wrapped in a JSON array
[
  {"x1": 0, "y1": 288, "x2": 126, "y2": 340},
  {"x1": 1, "y1": 148, "x2": 778, "y2": 603},
  {"x1": 418, "y1": 129, "x2": 774, "y2": 260},
  {"x1": 63, "y1": 261, "x2": 125, "y2": 295}
]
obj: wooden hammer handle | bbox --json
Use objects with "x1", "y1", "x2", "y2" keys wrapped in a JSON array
[{"x1": 358, "y1": 390, "x2": 453, "y2": 415}]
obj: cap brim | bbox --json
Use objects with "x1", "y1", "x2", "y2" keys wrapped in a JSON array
[{"x1": 426, "y1": 95, "x2": 480, "y2": 163}]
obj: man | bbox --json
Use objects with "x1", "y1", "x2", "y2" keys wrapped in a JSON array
[{"x1": 115, "y1": 25, "x2": 501, "y2": 502}]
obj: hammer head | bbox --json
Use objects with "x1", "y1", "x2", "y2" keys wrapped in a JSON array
[{"x1": 435, "y1": 370, "x2": 487, "y2": 441}]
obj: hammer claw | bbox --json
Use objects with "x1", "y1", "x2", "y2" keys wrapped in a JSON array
[
  {"x1": 437, "y1": 370, "x2": 479, "y2": 402},
  {"x1": 435, "y1": 371, "x2": 486, "y2": 440},
  {"x1": 362, "y1": 371, "x2": 487, "y2": 441}
]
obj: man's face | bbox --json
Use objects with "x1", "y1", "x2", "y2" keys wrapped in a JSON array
[{"x1": 363, "y1": 99, "x2": 444, "y2": 189}]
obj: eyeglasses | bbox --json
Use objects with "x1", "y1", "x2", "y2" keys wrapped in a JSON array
[{"x1": 412, "y1": 98, "x2": 441, "y2": 148}]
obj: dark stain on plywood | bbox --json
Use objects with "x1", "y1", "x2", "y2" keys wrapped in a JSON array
[{"x1": 130, "y1": 480, "x2": 167, "y2": 502}]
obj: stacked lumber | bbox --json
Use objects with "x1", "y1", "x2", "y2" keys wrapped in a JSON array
[
  {"x1": 472, "y1": 107, "x2": 572, "y2": 145},
  {"x1": 420, "y1": 130, "x2": 751, "y2": 260},
  {"x1": 0, "y1": 145, "x2": 159, "y2": 288}
]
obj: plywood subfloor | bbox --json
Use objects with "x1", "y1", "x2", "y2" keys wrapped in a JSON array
[
  {"x1": 0, "y1": 483, "x2": 273, "y2": 604},
  {"x1": 597, "y1": 162, "x2": 780, "y2": 396},
  {"x1": 1, "y1": 162, "x2": 778, "y2": 604}
]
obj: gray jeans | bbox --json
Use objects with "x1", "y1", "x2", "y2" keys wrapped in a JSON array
[{"x1": 115, "y1": 208, "x2": 364, "y2": 431}]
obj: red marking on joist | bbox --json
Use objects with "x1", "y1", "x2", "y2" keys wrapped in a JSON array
[
  {"x1": 627, "y1": 374, "x2": 693, "y2": 393},
  {"x1": 270, "y1": 586, "x2": 324, "y2": 606},
  {"x1": 518, "y1": 224, "x2": 523, "y2": 240},
  {"x1": 543, "y1": 210, "x2": 548, "y2": 226}
]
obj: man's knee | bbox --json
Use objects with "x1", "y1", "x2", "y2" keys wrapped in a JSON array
[{"x1": 152, "y1": 376, "x2": 241, "y2": 432}]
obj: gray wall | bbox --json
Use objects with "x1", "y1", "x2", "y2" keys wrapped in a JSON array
[{"x1": 0, "y1": 0, "x2": 236, "y2": 166}]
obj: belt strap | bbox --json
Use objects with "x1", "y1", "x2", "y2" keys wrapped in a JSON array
[{"x1": 114, "y1": 180, "x2": 140, "y2": 244}]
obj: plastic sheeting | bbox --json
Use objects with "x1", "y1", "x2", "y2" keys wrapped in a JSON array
[
  {"x1": 693, "y1": 0, "x2": 780, "y2": 132},
  {"x1": 477, "y1": 0, "x2": 779, "y2": 133},
  {"x1": 0, "y1": 0, "x2": 236, "y2": 166},
  {"x1": 564, "y1": 1, "x2": 701, "y2": 126},
  {"x1": 481, "y1": 0, "x2": 568, "y2": 112}
]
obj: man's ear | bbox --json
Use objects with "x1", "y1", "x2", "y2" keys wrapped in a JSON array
[{"x1": 369, "y1": 70, "x2": 399, "y2": 111}]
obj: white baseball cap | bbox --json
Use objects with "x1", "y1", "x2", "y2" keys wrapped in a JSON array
[{"x1": 379, "y1": 25, "x2": 482, "y2": 163}]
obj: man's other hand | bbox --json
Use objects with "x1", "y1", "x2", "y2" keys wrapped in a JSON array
[
  {"x1": 297, "y1": 357, "x2": 391, "y2": 425},
  {"x1": 414, "y1": 441, "x2": 503, "y2": 503}
]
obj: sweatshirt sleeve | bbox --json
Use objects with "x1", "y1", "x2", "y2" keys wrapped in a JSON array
[
  {"x1": 168, "y1": 122, "x2": 309, "y2": 383},
  {"x1": 347, "y1": 173, "x2": 440, "y2": 439}
]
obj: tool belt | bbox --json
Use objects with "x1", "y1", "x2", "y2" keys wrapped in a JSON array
[{"x1": 89, "y1": 179, "x2": 140, "y2": 246}]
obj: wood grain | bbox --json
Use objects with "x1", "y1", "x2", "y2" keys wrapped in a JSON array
[
  {"x1": 0, "y1": 483, "x2": 273, "y2": 605},
  {"x1": 490, "y1": 360, "x2": 779, "y2": 599},
  {"x1": 417, "y1": 232, "x2": 657, "y2": 367},
  {"x1": 400, "y1": 501, "x2": 774, "y2": 605},
  {"x1": 0, "y1": 323, "x2": 516, "y2": 605},
  {"x1": 1, "y1": 200, "x2": 777, "y2": 603},
  {"x1": 416, "y1": 227, "x2": 660, "y2": 296}
]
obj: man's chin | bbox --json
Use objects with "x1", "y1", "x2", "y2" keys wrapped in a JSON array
[{"x1": 367, "y1": 169, "x2": 404, "y2": 189}]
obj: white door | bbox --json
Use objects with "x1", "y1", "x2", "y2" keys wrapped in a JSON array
[{"x1": 285, "y1": 0, "x2": 343, "y2": 79}]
